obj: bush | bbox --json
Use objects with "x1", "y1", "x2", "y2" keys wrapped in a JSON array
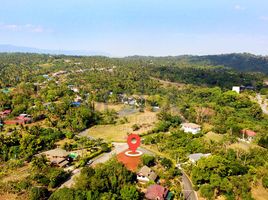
[
  {"x1": 262, "y1": 175, "x2": 268, "y2": 189},
  {"x1": 160, "y1": 157, "x2": 173, "y2": 168},
  {"x1": 200, "y1": 184, "x2": 214, "y2": 200},
  {"x1": 65, "y1": 131, "x2": 75, "y2": 139},
  {"x1": 29, "y1": 187, "x2": 49, "y2": 200},
  {"x1": 132, "y1": 124, "x2": 140, "y2": 131},
  {"x1": 141, "y1": 155, "x2": 155, "y2": 167}
]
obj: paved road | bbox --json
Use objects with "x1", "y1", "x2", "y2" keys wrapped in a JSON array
[
  {"x1": 60, "y1": 143, "x2": 128, "y2": 188},
  {"x1": 60, "y1": 143, "x2": 154, "y2": 188},
  {"x1": 256, "y1": 94, "x2": 268, "y2": 115},
  {"x1": 181, "y1": 171, "x2": 198, "y2": 200},
  {"x1": 77, "y1": 128, "x2": 94, "y2": 139}
]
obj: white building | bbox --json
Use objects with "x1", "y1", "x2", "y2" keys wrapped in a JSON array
[
  {"x1": 137, "y1": 166, "x2": 157, "y2": 183},
  {"x1": 181, "y1": 123, "x2": 201, "y2": 134},
  {"x1": 232, "y1": 86, "x2": 241, "y2": 94}
]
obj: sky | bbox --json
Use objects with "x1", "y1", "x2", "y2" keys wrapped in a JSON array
[{"x1": 0, "y1": 0, "x2": 268, "y2": 57}]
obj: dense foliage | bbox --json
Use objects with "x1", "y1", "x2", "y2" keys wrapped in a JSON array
[{"x1": 49, "y1": 159, "x2": 140, "y2": 200}]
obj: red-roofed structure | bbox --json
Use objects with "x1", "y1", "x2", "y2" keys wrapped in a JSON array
[
  {"x1": 145, "y1": 184, "x2": 169, "y2": 200},
  {"x1": 0, "y1": 109, "x2": 11, "y2": 117},
  {"x1": 241, "y1": 129, "x2": 257, "y2": 142},
  {"x1": 117, "y1": 149, "x2": 141, "y2": 172}
]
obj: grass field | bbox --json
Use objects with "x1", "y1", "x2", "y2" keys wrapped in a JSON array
[
  {"x1": 1, "y1": 165, "x2": 30, "y2": 183},
  {"x1": 85, "y1": 111, "x2": 158, "y2": 142},
  {"x1": 204, "y1": 131, "x2": 224, "y2": 142},
  {"x1": 94, "y1": 102, "x2": 125, "y2": 112},
  {"x1": 228, "y1": 141, "x2": 260, "y2": 152}
]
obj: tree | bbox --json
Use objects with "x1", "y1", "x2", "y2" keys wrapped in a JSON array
[
  {"x1": 141, "y1": 154, "x2": 155, "y2": 167},
  {"x1": 262, "y1": 175, "x2": 268, "y2": 189},
  {"x1": 30, "y1": 154, "x2": 48, "y2": 171},
  {"x1": 29, "y1": 187, "x2": 49, "y2": 200},
  {"x1": 160, "y1": 157, "x2": 173, "y2": 169},
  {"x1": 120, "y1": 185, "x2": 140, "y2": 200},
  {"x1": 200, "y1": 184, "x2": 214, "y2": 200}
]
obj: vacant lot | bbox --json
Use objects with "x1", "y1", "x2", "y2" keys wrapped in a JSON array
[
  {"x1": 94, "y1": 102, "x2": 125, "y2": 112},
  {"x1": 252, "y1": 184, "x2": 268, "y2": 200},
  {"x1": 204, "y1": 131, "x2": 224, "y2": 142},
  {"x1": 228, "y1": 141, "x2": 259, "y2": 152},
  {"x1": 85, "y1": 111, "x2": 158, "y2": 142},
  {"x1": 1, "y1": 165, "x2": 30, "y2": 183}
]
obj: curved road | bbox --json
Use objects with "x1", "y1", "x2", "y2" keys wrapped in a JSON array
[
  {"x1": 182, "y1": 171, "x2": 198, "y2": 200},
  {"x1": 256, "y1": 94, "x2": 268, "y2": 115},
  {"x1": 60, "y1": 143, "x2": 154, "y2": 188}
]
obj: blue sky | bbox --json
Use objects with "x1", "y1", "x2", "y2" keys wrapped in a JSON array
[{"x1": 0, "y1": 0, "x2": 268, "y2": 56}]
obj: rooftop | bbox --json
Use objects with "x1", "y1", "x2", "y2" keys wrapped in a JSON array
[
  {"x1": 181, "y1": 123, "x2": 201, "y2": 129},
  {"x1": 188, "y1": 153, "x2": 211, "y2": 162},
  {"x1": 117, "y1": 150, "x2": 141, "y2": 171},
  {"x1": 138, "y1": 166, "x2": 157, "y2": 181},
  {"x1": 42, "y1": 148, "x2": 69, "y2": 158},
  {"x1": 145, "y1": 184, "x2": 168, "y2": 200},
  {"x1": 241, "y1": 129, "x2": 257, "y2": 137}
]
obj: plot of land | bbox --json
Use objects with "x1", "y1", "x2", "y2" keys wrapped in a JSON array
[
  {"x1": 0, "y1": 193, "x2": 26, "y2": 200},
  {"x1": 84, "y1": 111, "x2": 158, "y2": 142},
  {"x1": 151, "y1": 77, "x2": 185, "y2": 89},
  {"x1": 204, "y1": 131, "x2": 224, "y2": 142},
  {"x1": 1, "y1": 165, "x2": 30, "y2": 183},
  {"x1": 252, "y1": 184, "x2": 268, "y2": 200},
  {"x1": 228, "y1": 141, "x2": 259, "y2": 152},
  {"x1": 94, "y1": 102, "x2": 125, "y2": 112}
]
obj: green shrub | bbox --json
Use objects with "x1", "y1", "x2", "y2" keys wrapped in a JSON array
[
  {"x1": 262, "y1": 175, "x2": 268, "y2": 189},
  {"x1": 29, "y1": 187, "x2": 49, "y2": 200}
]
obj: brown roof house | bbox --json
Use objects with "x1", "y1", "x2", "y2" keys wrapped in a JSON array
[
  {"x1": 240, "y1": 129, "x2": 257, "y2": 143},
  {"x1": 181, "y1": 123, "x2": 201, "y2": 134},
  {"x1": 137, "y1": 166, "x2": 157, "y2": 183},
  {"x1": 145, "y1": 184, "x2": 171, "y2": 200},
  {"x1": 42, "y1": 148, "x2": 69, "y2": 168}
]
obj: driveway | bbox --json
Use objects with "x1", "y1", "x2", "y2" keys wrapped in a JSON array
[
  {"x1": 181, "y1": 171, "x2": 198, "y2": 200},
  {"x1": 257, "y1": 94, "x2": 268, "y2": 115},
  {"x1": 60, "y1": 143, "x2": 128, "y2": 188}
]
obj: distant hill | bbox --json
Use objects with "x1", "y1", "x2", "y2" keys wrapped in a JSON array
[
  {"x1": 125, "y1": 53, "x2": 268, "y2": 75},
  {"x1": 188, "y1": 53, "x2": 268, "y2": 75},
  {"x1": 0, "y1": 44, "x2": 110, "y2": 56}
]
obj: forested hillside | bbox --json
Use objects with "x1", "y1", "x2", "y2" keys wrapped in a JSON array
[
  {"x1": 126, "y1": 53, "x2": 268, "y2": 75},
  {"x1": 0, "y1": 53, "x2": 268, "y2": 200}
]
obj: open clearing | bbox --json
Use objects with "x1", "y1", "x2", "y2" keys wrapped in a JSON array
[
  {"x1": 252, "y1": 184, "x2": 268, "y2": 200},
  {"x1": 228, "y1": 141, "x2": 259, "y2": 152},
  {"x1": 94, "y1": 102, "x2": 125, "y2": 112},
  {"x1": 204, "y1": 131, "x2": 224, "y2": 142},
  {"x1": 84, "y1": 111, "x2": 158, "y2": 142},
  {"x1": 0, "y1": 193, "x2": 27, "y2": 200},
  {"x1": 1, "y1": 165, "x2": 30, "y2": 183}
]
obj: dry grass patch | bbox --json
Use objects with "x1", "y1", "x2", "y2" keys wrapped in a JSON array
[
  {"x1": 252, "y1": 184, "x2": 268, "y2": 200},
  {"x1": 1, "y1": 165, "x2": 30, "y2": 183},
  {"x1": 228, "y1": 141, "x2": 259, "y2": 152},
  {"x1": 204, "y1": 131, "x2": 224, "y2": 142},
  {"x1": 94, "y1": 102, "x2": 125, "y2": 112},
  {"x1": 85, "y1": 111, "x2": 158, "y2": 142},
  {"x1": 0, "y1": 193, "x2": 27, "y2": 200}
]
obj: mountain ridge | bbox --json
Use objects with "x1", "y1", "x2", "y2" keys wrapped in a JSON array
[{"x1": 0, "y1": 44, "x2": 110, "y2": 56}]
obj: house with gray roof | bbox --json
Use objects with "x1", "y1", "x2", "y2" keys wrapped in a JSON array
[{"x1": 188, "y1": 153, "x2": 211, "y2": 163}]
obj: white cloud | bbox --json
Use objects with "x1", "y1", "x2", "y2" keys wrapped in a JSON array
[
  {"x1": 0, "y1": 23, "x2": 52, "y2": 33},
  {"x1": 234, "y1": 5, "x2": 245, "y2": 11}
]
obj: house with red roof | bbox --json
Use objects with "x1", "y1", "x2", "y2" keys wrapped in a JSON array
[
  {"x1": 145, "y1": 184, "x2": 173, "y2": 200},
  {"x1": 241, "y1": 129, "x2": 257, "y2": 143},
  {"x1": 0, "y1": 109, "x2": 11, "y2": 118}
]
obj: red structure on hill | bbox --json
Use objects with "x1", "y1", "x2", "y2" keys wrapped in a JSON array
[{"x1": 117, "y1": 149, "x2": 141, "y2": 172}]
